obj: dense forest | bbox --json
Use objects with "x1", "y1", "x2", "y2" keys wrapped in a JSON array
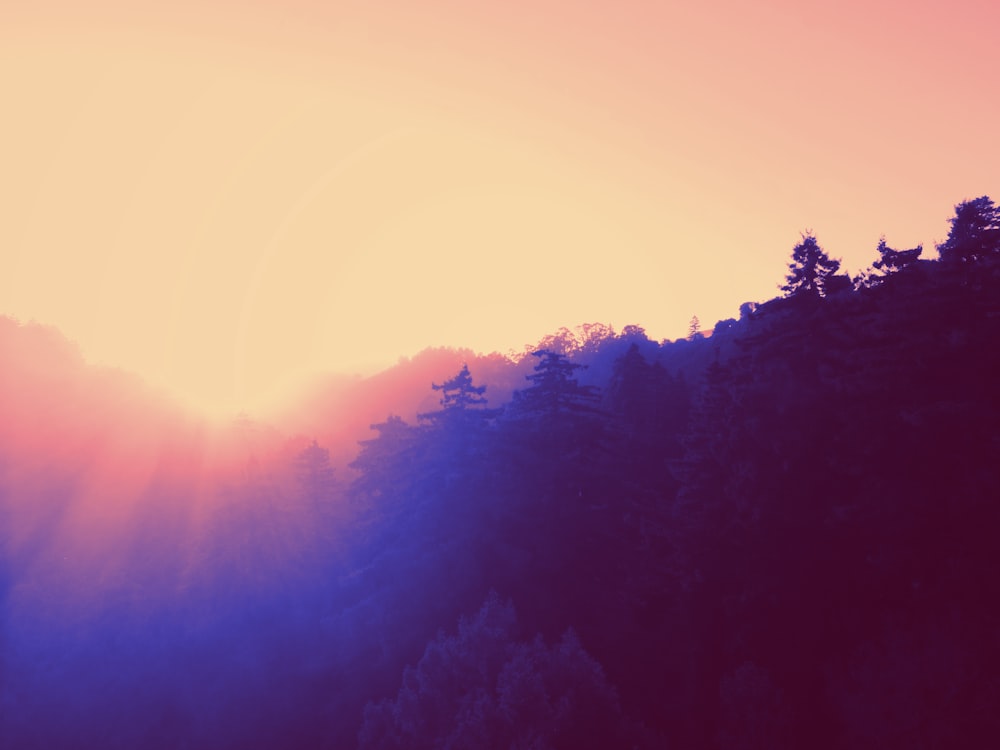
[{"x1": 1, "y1": 196, "x2": 998, "y2": 748}]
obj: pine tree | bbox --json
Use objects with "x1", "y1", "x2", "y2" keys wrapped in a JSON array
[
  {"x1": 688, "y1": 316, "x2": 702, "y2": 340},
  {"x1": 417, "y1": 365, "x2": 500, "y2": 475},
  {"x1": 780, "y1": 233, "x2": 841, "y2": 297},
  {"x1": 936, "y1": 196, "x2": 1000, "y2": 264},
  {"x1": 872, "y1": 236, "x2": 922, "y2": 275},
  {"x1": 502, "y1": 350, "x2": 608, "y2": 510},
  {"x1": 508, "y1": 350, "x2": 601, "y2": 420},
  {"x1": 856, "y1": 236, "x2": 923, "y2": 288},
  {"x1": 418, "y1": 364, "x2": 498, "y2": 425},
  {"x1": 349, "y1": 415, "x2": 419, "y2": 501}
]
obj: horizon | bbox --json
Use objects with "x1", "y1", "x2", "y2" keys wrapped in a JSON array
[
  {"x1": 3, "y1": 0, "x2": 998, "y2": 415},
  {"x1": 0, "y1": 312, "x2": 668, "y2": 421}
]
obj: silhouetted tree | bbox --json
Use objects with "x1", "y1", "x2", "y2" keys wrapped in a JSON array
[
  {"x1": 855, "y1": 237, "x2": 922, "y2": 289},
  {"x1": 872, "y1": 236, "x2": 922, "y2": 275},
  {"x1": 688, "y1": 315, "x2": 702, "y2": 340},
  {"x1": 576, "y1": 322, "x2": 616, "y2": 355},
  {"x1": 936, "y1": 195, "x2": 1000, "y2": 263},
  {"x1": 781, "y1": 233, "x2": 841, "y2": 297},
  {"x1": 606, "y1": 344, "x2": 686, "y2": 443},
  {"x1": 621, "y1": 324, "x2": 649, "y2": 341},
  {"x1": 606, "y1": 344, "x2": 656, "y2": 427},
  {"x1": 418, "y1": 364, "x2": 500, "y2": 428},
  {"x1": 414, "y1": 365, "x2": 501, "y2": 496},
  {"x1": 508, "y1": 350, "x2": 601, "y2": 420}
]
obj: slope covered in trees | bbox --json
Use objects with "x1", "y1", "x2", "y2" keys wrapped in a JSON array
[{"x1": 0, "y1": 197, "x2": 997, "y2": 748}]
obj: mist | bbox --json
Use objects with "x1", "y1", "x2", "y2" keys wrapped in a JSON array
[{"x1": 1, "y1": 200, "x2": 998, "y2": 747}]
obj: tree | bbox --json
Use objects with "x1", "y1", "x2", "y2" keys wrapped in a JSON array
[
  {"x1": 780, "y1": 233, "x2": 841, "y2": 297},
  {"x1": 417, "y1": 364, "x2": 499, "y2": 427},
  {"x1": 606, "y1": 344, "x2": 656, "y2": 427},
  {"x1": 872, "y1": 236, "x2": 922, "y2": 275},
  {"x1": 936, "y1": 195, "x2": 1000, "y2": 264},
  {"x1": 688, "y1": 315, "x2": 702, "y2": 340},
  {"x1": 417, "y1": 365, "x2": 500, "y2": 479},
  {"x1": 856, "y1": 237, "x2": 923, "y2": 289},
  {"x1": 621, "y1": 324, "x2": 650, "y2": 341},
  {"x1": 349, "y1": 415, "x2": 419, "y2": 501},
  {"x1": 606, "y1": 344, "x2": 686, "y2": 437},
  {"x1": 507, "y1": 350, "x2": 601, "y2": 420},
  {"x1": 501, "y1": 351, "x2": 609, "y2": 514}
]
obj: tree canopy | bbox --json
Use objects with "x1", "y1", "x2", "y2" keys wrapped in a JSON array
[
  {"x1": 936, "y1": 195, "x2": 1000, "y2": 264},
  {"x1": 418, "y1": 364, "x2": 500, "y2": 427},
  {"x1": 780, "y1": 233, "x2": 842, "y2": 297},
  {"x1": 507, "y1": 350, "x2": 601, "y2": 420}
]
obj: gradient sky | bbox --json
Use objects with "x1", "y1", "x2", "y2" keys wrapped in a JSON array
[{"x1": 2, "y1": 0, "x2": 998, "y2": 416}]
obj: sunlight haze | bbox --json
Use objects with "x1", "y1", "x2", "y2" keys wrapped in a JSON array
[{"x1": 2, "y1": 0, "x2": 997, "y2": 415}]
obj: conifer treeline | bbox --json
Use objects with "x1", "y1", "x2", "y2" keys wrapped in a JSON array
[{"x1": 326, "y1": 195, "x2": 1000, "y2": 748}]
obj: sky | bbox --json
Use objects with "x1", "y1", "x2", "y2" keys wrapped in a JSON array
[{"x1": 2, "y1": 0, "x2": 998, "y2": 416}]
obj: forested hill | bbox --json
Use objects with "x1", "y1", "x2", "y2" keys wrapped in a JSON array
[
  {"x1": 337, "y1": 204, "x2": 1000, "y2": 749},
  {"x1": 1, "y1": 197, "x2": 998, "y2": 748}
]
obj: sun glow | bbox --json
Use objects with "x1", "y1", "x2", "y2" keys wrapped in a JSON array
[{"x1": 2, "y1": 0, "x2": 998, "y2": 417}]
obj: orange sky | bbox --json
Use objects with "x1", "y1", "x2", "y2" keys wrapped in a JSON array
[{"x1": 2, "y1": 0, "x2": 998, "y2": 416}]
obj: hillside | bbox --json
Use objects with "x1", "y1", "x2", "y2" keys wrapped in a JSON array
[{"x1": 1, "y1": 199, "x2": 998, "y2": 748}]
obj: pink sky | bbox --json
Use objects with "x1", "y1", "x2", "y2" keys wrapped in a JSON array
[{"x1": 2, "y1": 0, "x2": 997, "y2": 415}]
